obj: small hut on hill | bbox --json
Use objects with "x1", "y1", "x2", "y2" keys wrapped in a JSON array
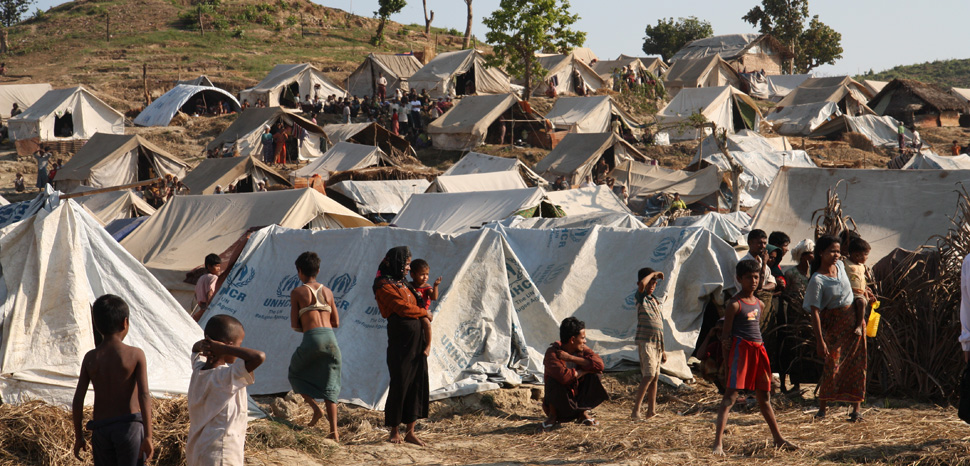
[{"x1": 868, "y1": 79, "x2": 969, "y2": 127}]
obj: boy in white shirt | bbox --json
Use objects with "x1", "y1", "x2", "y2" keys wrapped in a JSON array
[{"x1": 187, "y1": 315, "x2": 265, "y2": 466}]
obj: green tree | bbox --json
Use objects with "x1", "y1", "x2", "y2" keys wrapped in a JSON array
[
  {"x1": 742, "y1": 0, "x2": 842, "y2": 73},
  {"x1": 482, "y1": 0, "x2": 585, "y2": 101},
  {"x1": 642, "y1": 16, "x2": 713, "y2": 62},
  {"x1": 372, "y1": 0, "x2": 406, "y2": 46},
  {"x1": 0, "y1": 0, "x2": 34, "y2": 26}
]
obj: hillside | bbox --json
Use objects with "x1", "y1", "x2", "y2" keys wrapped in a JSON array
[
  {"x1": 856, "y1": 58, "x2": 970, "y2": 89},
  {"x1": 4, "y1": 0, "x2": 470, "y2": 113}
]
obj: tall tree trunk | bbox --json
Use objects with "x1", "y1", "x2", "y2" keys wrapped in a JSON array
[
  {"x1": 374, "y1": 18, "x2": 387, "y2": 46},
  {"x1": 422, "y1": 0, "x2": 434, "y2": 37},
  {"x1": 462, "y1": 0, "x2": 472, "y2": 49},
  {"x1": 523, "y1": 55, "x2": 532, "y2": 102}
]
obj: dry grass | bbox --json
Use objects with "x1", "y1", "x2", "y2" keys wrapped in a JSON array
[{"x1": 1, "y1": 375, "x2": 966, "y2": 465}]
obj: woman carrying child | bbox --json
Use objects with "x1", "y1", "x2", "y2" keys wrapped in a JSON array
[
  {"x1": 288, "y1": 251, "x2": 342, "y2": 440},
  {"x1": 804, "y1": 235, "x2": 867, "y2": 422}
]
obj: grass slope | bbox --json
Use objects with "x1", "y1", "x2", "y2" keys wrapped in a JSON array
[
  {"x1": 856, "y1": 58, "x2": 970, "y2": 89},
  {"x1": 4, "y1": 0, "x2": 470, "y2": 113}
]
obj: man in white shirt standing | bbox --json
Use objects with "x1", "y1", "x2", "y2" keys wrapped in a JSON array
[{"x1": 377, "y1": 73, "x2": 388, "y2": 101}]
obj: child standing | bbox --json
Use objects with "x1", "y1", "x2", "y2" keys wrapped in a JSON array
[
  {"x1": 187, "y1": 315, "x2": 265, "y2": 466},
  {"x1": 410, "y1": 259, "x2": 441, "y2": 357},
  {"x1": 13, "y1": 172, "x2": 24, "y2": 192},
  {"x1": 72, "y1": 295, "x2": 153, "y2": 465},
  {"x1": 630, "y1": 268, "x2": 666, "y2": 420},
  {"x1": 192, "y1": 254, "x2": 222, "y2": 322},
  {"x1": 712, "y1": 260, "x2": 796, "y2": 456},
  {"x1": 844, "y1": 238, "x2": 874, "y2": 336}
]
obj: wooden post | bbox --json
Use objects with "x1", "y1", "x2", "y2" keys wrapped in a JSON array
[
  {"x1": 143, "y1": 64, "x2": 151, "y2": 106},
  {"x1": 198, "y1": 6, "x2": 204, "y2": 36},
  {"x1": 105, "y1": 14, "x2": 110, "y2": 42}
]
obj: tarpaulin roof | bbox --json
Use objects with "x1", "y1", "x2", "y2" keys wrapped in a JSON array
[
  {"x1": 751, "y1": 167, "x2": 970, "y2": 264},
  {"x1": 809, "y1": 114, "x2": 907, "y2": 147},
  {"x1": 196, "y1": 222, "x2": 737, "y2": 406},
  {"x1": 863, "y1": 80, "x2": 888, "y2": 96},
  {"x1": 670, "y1": 33, "x2": 764, "y2": 62},
  {"x1": 673, "y1": 211, "x2": 751, "y2": 245},
  {"x1": 181, "y1": 155, "x2": 291, "y2": 195},
  {"x1": 663, "y1": 55, "x2": 741, "y2": 96},
  {"x1": 443, "y1": 151, "x2": 545, "y2": 184},
  {"x1": 328, "y1": 179, "x2": 429, "y2": 216},
  {"x1": 902, "y1": 153, "x2": 970, "y2": 170},
  {"x1": 697, "y1": 129, "x2": 791, "y2": 158},
  {"x1": 346, "y1": 53, "x2": 423, "y2": 98},
  {"x1": 55, "y1": 133, "x2": 189, "y2": 189},
  {"x1": 766, "y1": 101, "x2": 841, "y2": 136},
  {"x1": 121, "y1": 189, "x2": 373, "y2": 307},
  {"x1": 528, "y1": 53, "x2": 606, "y2": 96},
  {"x1": 0, "y1": 200, "x2": 202, "y2": 405},
  {"x1": 427, "y1": 93, "x2": 522, "y2": 150},
  {"x1": 393, "y1": 188, "x2": 545, "y2": 235},
  {"x1": 544, "y1": 95, "x2": 640, "y2": 133},
  {"x1": 656, "y1": 86, "x2": 762, "y2": 140},
  {"x1": 543, "y1": 185, "x2": 632, "y2": 216},
  {"x1": 701, "y1": 150, "x2": 816, "y2": 208},
  {"x1": 73, "y1": 190, "x2": 155, "y2": 224},
  {"x1": 534, "y1": 132, "x2": 647, "y2": 185},
  {"x1": 427, "y1": 171, "x2": 527, "y2": 193},
  {"x1": 8, "y1": 86, "x2": 124, "y2": 141},
  {"x1": 617, "y1": 54, "x2": 669, "y2": 75},
  {"x1": 239, "y1": 63, "x2": 346, "y2": 107},
  {"x1": 322, "y1": 122, "x2": 416, "y2": 161},
  {"x1": 774, "y1": 76, "x2": 873, "y2": 109},
  {"x1": 0, "y1": 83, "x2": 52, "y2": 118},
  {"x1": 134, "y1": 85, "x2": 240, "y2": 127},
  {"x1": 764, "y1": 74, "x2": 812, "y2": 101},
  {"x1": 292, "y1": 141, "x2": 398, "y2": 180},
  {"x1": 612, "y1": 161, "x2": 721, "y2": 204},
  {"x1": 176, "y1": 75, "x2": 214, "y2": 87},
  {"x1": 951, "y1": 87, "x2": 970, "y2": 104},
  {"x1": 497, "y1": 212, "x2": 647, "y2": 229},
  {"x1": 408, "y1": 49, "x2": 511, "y2": 98},
  {"x1": 206, "y1": 107, "x2": 328, "y2": 161}
]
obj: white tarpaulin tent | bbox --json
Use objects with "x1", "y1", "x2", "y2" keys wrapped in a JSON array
[
  {"x1": 662, "y1": 55, "x2": 742, "y2": 98},
  {"x1": 443, "y1": 151, "x2": 545, "y2": 185},
  {"x1": 611, "y1": 162, "x2": 721, "y2": 205},
  {"x1": 673, "y1": 211, "x2": 752, "y2": 245},
  {"x1": 0, "y1": 83, "x2": 52, "y2": 118},
  {"x1": 121, "y1": 189, "x2": 373, "y2": 308},
  {"x1": 751, "y1": 167, "x2": 970, "y2": 264},
  {"x1": 534, "y1": 132, "x2": 648, "y2": 186},
  {"x1": 427, "y1": 93, "x2": 536, "y2": 151},
  {"x1": 763, "y1": 74, "x2": 812, "y2": 102},
  {"x1": 427, "y1": 171, "x2": 528, "y2": 193},
  {"x1": 328, "y1": 179, "x2": 429, "y2": 216},
  {"x1": 0, "y1": 200, "x2": 202, "y2": 405},
  {"x1": 199, "y1": 223, "x2": 737, "y2": 407},
  {"x1": 545, "y1": 96, "x2": 640, "y2": 134},
  {"x1": 134, "y1": 85, "x2": 241, "y2": 127},
  {"x1": 8, "y1": 86, "x2": 124, "y2": 141},
  {"x1": 700, "y1": 150, "x2": 816, "y2": 208},
  {"x1": 54, "y1": 133, "x2": 190, "y2": 192},
  {"x1": 346, "y1": 53, "x2": 423, "y2": 98},
  {"x1": 656, "y1": 86, "x2": 762, "y2": 141},
  {"x1": 181, "y1": 155, "x2": 291, "y2": 195},
  {"x1": 408, "y1": 50, "x2": 510, "y2": 99},
  {"x1": 206, "y1": 107, "x2": 328, "y2": 160},
  {"x1": 393, "y1": 188, "x2": 545, "y2": 235},
  {"x1": 73, "y1": 190, "x2": 156, "y2": 224},
  {"x1": 322, "y1": 122, "x2": 416, "y2": 161},
  {"x1": 239, "y1": 64, "x2": 346, "y2": 108},
  {"x1": 528, "y1": 53, "x2": 606, "y2": 96},
  {"x1": 498, "y1": 212, "x2": 647, "y2": 229},
  {"x1": 809, "y1": 114, "x2": 908, "y2": 148},
  {"x1": 951, "y1": 87, "x2": 970, "y2": 104},
  {"x1": 697, "y1": 129, "x2": 792, "y2": 158},
  {"x1": 543, "y1": 186, "x2": 633, "y2": 216},
  {"x1": 902, "y1": 153, "x2": 970, "y2": 170},
  {"x1": 292, "y1": 142, "x2": 398, "y2": 181}
]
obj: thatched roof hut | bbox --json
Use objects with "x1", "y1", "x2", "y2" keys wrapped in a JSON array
[{"x1": 868, "y1": 79, "x2": 969, "y2": 127}]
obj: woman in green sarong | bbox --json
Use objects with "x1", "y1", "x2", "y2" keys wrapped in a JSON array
[{"x1": 289, "y1": 251, "x2": 342, "y2": 440}]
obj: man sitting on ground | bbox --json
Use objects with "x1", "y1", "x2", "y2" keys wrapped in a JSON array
[{"x1": 542, "y1": 317, "x2": 608, "y2": 429}]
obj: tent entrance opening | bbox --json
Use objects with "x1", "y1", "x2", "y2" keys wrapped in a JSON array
[
  {"x1": 280, "y1": 82, "x2": 300, "y2": 108},
  {"x1": 137, "y1": 150, "x2": 157, "y2": 182},
  {"x1": 54, "y1": 112, "x2": 74, "y2": 138},
  {"x1": 455, "y1": 68, "x2": 476, "y2": 96}
]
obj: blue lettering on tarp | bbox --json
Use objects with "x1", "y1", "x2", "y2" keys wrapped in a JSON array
[
  {"x1": 651, "y1": 237, "x2": 677, "y2": 263},
  {"x1": 263, "y1": 298, "x2": 289, "y2": 307},
  {"x1": 327, "y1": 273, "x2": 357, "y2": 300},
  {"x1": 531, "y1": 264, "x2": 567, "y2": 286},
  {"x1": 276, "y1": 274, "x2": 302, "y2": 298},
  {"x1": 230, "y1": 264, "x2": 256, "y2": 288},
  {"x1": 363, "y1": 306, "x2": 380, "y2": 316},
  {"x1": 439, "y1": 335, "x2": 470, "y2": 370},
  {"x1": 456, "y1": 320, "x2": 485, "y2": 357},
  {"x1": 509, "y1": 280, "x2": 533, "y2": 298}
]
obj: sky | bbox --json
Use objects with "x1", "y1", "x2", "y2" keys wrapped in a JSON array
[{"x1": 34, "y1": 0, "x2": 968, "y2": 76}]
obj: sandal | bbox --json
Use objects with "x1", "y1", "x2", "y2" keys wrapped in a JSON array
[
  {"x1": 581, "y1": 418, "x2": 599, "y2": 427},
  {"x1": 847, "y1": 412, "x2": 864, "y2": 423},
  {"x1": 813, "y1": 410, "x2": 825, "y2": 420},
  {"x1": 540, "y1": 420, "x2": 557, "y2": 431}
]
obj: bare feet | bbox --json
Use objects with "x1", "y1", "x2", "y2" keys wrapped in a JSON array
[
  {"x1": 404, "y1": 431, "x2": 425, "y2": 446},
  {"x1": 712, "y1": 444, "x2": 726, "y2": 456},
  {"x1": 388, "y1": 432, "x2": 402, "y2": 444},
  {"x1": 775, "y1": 440, "x2": 798, "y2": 451},
  {"x1": 308, "y1": 409, "x2": 323, "y2": 428},
  {"x1": 854, "y1": 326, "x2": 865, "y2": 336},
  {"x1": 327, "y1": 431, "x2": 340, "y2": 442}
]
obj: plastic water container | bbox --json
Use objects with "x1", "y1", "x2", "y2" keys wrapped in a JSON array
[{"x1": 865, "y1": 301, "x2": 881, "y2": 338}]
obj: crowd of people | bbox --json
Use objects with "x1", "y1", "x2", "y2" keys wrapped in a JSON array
[
  {"x1": 140, "y1": 174, "x2": 188, "y2": 208},
  {"x1": 71, "y1": 226, "x2": 881, "y2": 464}
]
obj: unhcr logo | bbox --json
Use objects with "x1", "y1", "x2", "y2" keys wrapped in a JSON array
[
  {"x1": 276, "y1": 274, "x2": 302, "y2": 298},
  {"x1": 230, "y1": 264, "x2": 256, "y2": 288},
  {"x1": 327, "y1": 273, "x2": 357, "y2": 300}
]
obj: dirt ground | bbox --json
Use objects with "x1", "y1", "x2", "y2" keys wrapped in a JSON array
[{"x1": 242, "y1": 372, "x2": 970, "y2": 466}]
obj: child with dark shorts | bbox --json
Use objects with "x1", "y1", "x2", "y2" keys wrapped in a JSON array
[
  {"x1": 712, "y1": 260, "x2": 797, "y2": 456},
  {"x1": 410, "y1": 259, "x2": 442, "y2": 356},
  {"x1": 72, "y1": 295, "x2": 154, "y2": 466}
]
